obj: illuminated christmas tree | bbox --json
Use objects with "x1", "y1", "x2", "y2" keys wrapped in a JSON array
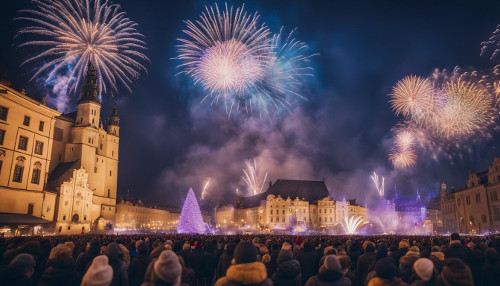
[{"x1": 177, "y1": 188, "x2": 206, "y2": 234}]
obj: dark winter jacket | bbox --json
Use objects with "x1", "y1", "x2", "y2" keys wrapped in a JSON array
[
  {"x1": 297, "y1": 244, "x2": 320, "y2": 285},
  {"x1": 468, "y1": 247, "x2": 485, "y2": 286},
  {"x1": 481, "y1": 249, "x2": 500, "y2": 286},
  {"x1": 38, "y1": 257, "x2": 78, "y2": 286},
  {"x1": 188, "y1": 248, "x2": 207, "y2": 280},
  {"x1": 106, "y1": 242, "x2": 129, "y2": 286},
  {"x1": 347, "y1": 244, "x2": 364, "y2": 271},
  {"x1": 214, "y1": 261, "x2": 273, "y2": 286},
  {"x1": 128, "y1": 253, "x2": 152, "y2": 286},
  {"x1": 357, "y1": 252, "x2": 376, "y2": 284},
  {"x1": 217, "y1": 251, "x2": 233, "y2": 279},
  {"x1": 443, "y1": 240, "x2": 468, "y2": 263},
  {"x1": 272, "y1": 250, "x2": 301, "y2": 286},
  {"x1": 305, "y1": 265, "x2": 352, "y2": 286}
]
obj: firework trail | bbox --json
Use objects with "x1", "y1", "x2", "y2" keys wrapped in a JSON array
[
  {"x1": 370, "y1": 172, "x2": 384, "y2": 198},
  {"x1": 177, "y1": 4, "x2": 315, "y2": 117},
  {"x1": 338, "y1": 215, "x2": 368, "y2": 235},
  {"x1": 242, "y1": 158, "x2": 268, "y2": 196},
  {"x1": 389, "y1": 129, "x2": 417, "y2": 168},
  {"x1": 201, "y1": 178, "x2": 211, "y2": 200},
  {"x1": 481, "y1": 24, "x2": 500, "y2": 60},
  {"x1": 16, "y1": 0, "x2": 148, "y2": 95}
]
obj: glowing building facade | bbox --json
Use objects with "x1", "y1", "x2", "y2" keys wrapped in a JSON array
[{"x1": 215, "y1": 179, "x2": 367, "y2": 233}]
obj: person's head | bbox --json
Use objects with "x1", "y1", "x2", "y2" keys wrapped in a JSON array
[
  {"x1": 234, "y1": 241, "x2": 258, "y2": 264},
  {"x1": 81, "y1": 255, "x2": 113, "y2": 286},
  {"x1": 413, "y1": 258, "x2": 434, "y2": 282},
  {"x1": 450, "y1": 233, "x2": 460, "y2": 242},
  {"x1": 105, "y1": 242, "x2": 123, "y2": 261},
  {"x1": 323, "y1": 246, "x2": 337, "y2": 256},
  {"x1": 137, "y1": 242, "x2": 149, "y2": 256},
  {"x1": 281, "y1": 242, "x2": 292, "y2": 251},
  {"x1": 338, "y1": 255, "x2": 351, "y2": 275},
  {"x1": 485, "y1": 248, "x2": 498, "y2": 264},
  {"x1": 399, "y1": 240, "x2": 410, "y2": 250},
  {"x1": 64, "y1": 241, "x2": 75, "y2": 254},
  {"x1": 262, "y1": 253, "x2": 271, "y2": 264},
  {"x1": 49, "y1": 244, "x2": 73, "y2": 262},
  {"x1": 277, "y1": 250, "x2": 293, "y2": 265},
  {"x1": 154, "y1": 250, "x2": 182, "y2": 284},
  {"x1": 409, "y1": 246, "x2": 420, "y2": 254},
  {"x1": 321, "y1": 254, "x2": 342, "y2": 274},
  {"x1": 437, "y1": 258, "x2": 473, "y2": 286},
  {"x1": 259, "y1": 246, "x2": 269, "y2": 255},
  {"x1": 374, "y1": 257, "x2": 397, "y2": 280},
  {"x1": 9, "y1": 253, "x2": 36, "y2": 279},
  {"x1": 366, "y1": 243, "x2": 375, "y2": 254}
]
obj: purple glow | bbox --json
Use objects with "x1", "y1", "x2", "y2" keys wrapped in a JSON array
[{"x1": 177, "y1": 188, "x2": 207, "y2": 234}]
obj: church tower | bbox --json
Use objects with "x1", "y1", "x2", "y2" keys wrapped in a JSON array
[
  {"x1": 76, "y1": 62, "x2": 101, "y2": 127},
  {"x1": 107, "y1": 106, "x2": 120, "y2": 136}
]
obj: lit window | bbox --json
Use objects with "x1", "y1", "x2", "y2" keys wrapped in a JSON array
[
  {"x1": 13, "y1": 156, "x2": 25, "y2": 183},
  {"x1": 23, "y1": 115, "x2": 30, "y2": 126},
  {"x1": 18, "y1": 136, "x2": 28, "y2": 150},
  {"x1": 0, "y1": 106, "x2": 8, "y2": 121},
  {"x1": 34, "y1": 141, "x2": 44, "y2": 155},
  {"x1": 39, "y1": 121, "x2": 44, "y2": 132}
]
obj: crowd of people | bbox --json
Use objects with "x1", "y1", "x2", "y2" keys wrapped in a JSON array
[{"x1": 1, "y1": 232, "x2": 500, "y2": 286}]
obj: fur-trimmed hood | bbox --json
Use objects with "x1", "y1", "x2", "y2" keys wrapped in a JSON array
[
  {"x1": 400, "y1": 252, "x2": 419, "y2": 267},
  {"x1": 215, "y1": 261, "x2": 272, "y2": 286},
  {"x1": 367, "y1": 277, "x2": 406, "y2": 286},
  {"x1": 429, "y1": 251, "x2": 444, "y2": 261}
]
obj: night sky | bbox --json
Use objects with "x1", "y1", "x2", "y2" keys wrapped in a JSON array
[{"x1": 1, "y1": 0, "x2": 499, "y2": 207}]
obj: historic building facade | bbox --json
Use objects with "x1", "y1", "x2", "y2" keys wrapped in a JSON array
[
  {"x1": 0, "y1": 62, "x2": 120, "y2": 235},
  {"x1": 215, "y1": 179, "x2": 368, "y2": 233},
  {"x1": 438, "y1": 157, "x2": 500, "y2": 233}
]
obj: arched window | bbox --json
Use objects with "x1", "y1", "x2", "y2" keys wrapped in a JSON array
[
  {"x1": 12, "y1": 156, "x2": 25, "y2": 182},
  {"x1": 31, "y1": 162, "x2": 42, "y2": 184}
]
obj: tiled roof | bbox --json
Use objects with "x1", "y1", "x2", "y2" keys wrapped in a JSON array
[{"x1": 47, "y1": 161, "x2": 79, "y2": 191}]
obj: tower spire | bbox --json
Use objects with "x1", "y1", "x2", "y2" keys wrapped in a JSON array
[{"x1": 79, "y1": 61, "x2": 100, "y2": 104}]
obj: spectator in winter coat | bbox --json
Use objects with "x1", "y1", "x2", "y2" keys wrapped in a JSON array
[
  {"x1": 76, "y1": 240, "x2": 101, "y2": 279},
  {"x1": 467, "y1": 242, "x2": 485, "y2": 286},
  {"x1": 390, "y1": 240, "x2": 409, "y2": 266},
  {"x1": 81, "y1": 255, "x2": 113, "y2": 286},
  {"x1": 39, "y1": 244, "x2": 79, "y2": 286},
  {"x1": 443, "y1": 233, "x2": 469, "y2": 264},
  {"x1": 105, "y1": 242, "x2": 128, "y2": 286},
  {"x1": 272, "y1": 250, "x2": 301, "y2": 286},
  {"x1": 357, "y1": 243, "x2": 376, "y2": 284},
  {"x1": 399, "y1": 246, "x2": 420, "y2": 283},
  {"x1": 297, "y1": 242, "x2": 320, "y2": 285},
  {"x1": 367, "y1": 257, "x2": 405, "y2": 286},
  {"x1": 214, "y1": 241, "x2": 272, "y2": 286},
  {"x1": 188, "y1": 242, "x2": 207, "y2": 285},
  {"x1": 428, "y1": 246, "x2": 444, "y2": 272},
  {"x1": 216, "y1": 244, "x2": 234, "y2": 280},
  {"x1": 305, "y1": 254, "x2": 351, "y2": 286},
  {"x1": 142, "y1": 250, "x2": 182, "y2": 286},
  {"x1": 2, "y1": 253, "x2": 36, "y2": 286},
  {"x1": 128, "y1": 242, "x2": 151, "y2": 286},
  {"x1": 481, "y1": 248, "x2": 500, "y2": 286},
  {"x1": 436, "y1": 258, "x2": 473, "y2": 286},
  {"x1": 408, "y1": 258, "x2": 435, "y2": 286}
]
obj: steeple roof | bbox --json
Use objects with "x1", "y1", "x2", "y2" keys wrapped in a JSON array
[{"x1": 78, "y1": 61, "x2": 100, "y2": 104}]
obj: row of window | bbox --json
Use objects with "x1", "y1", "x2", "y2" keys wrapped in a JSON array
[
  {"x1": 457, "y1": 191, "x2": 499, "y2": 206},
  {"x1": 0, "y1": 106, "x2": 45, "y2": 132},
  {"x1": 319, "y1": 217, "x2": 333, "y2": 223},
  {"x1": 319, "y1": 208, "x2": 333, "y2": 214},
  {"x1": 1, "y1": 131, "x2": 45, "y2": 155},
  {"x1": 11, "y1": 157, "x2": 42, "y2": 184}
]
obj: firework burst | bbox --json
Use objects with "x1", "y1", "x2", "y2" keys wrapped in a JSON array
[
  {"x1": 370, "y1": 172, "x2": 385, "y2": 198},
  {"x1": 16, "y1": 0, "x2": 148, "y2": 95},
  {"x1": 338, "y1": 215, "x2": 368, "y2": 235},
  {"x1": 177, "y1": 4, "x2": 315, "y2": 117},
  {"x1": 390, "y1": 75, "x2": 434, "y2": 123},
  {"x1": 389, "y1": 149, "x2": 417, "y2": 169}
]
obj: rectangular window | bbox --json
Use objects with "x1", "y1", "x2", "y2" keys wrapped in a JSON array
[
  {"x1": 270, "y1": 217, "x2": 273, "y2": 222},
  {"x1": 31, "y1": 169, "x2": 40, "y2": 184},
  {"x1": 13, "y1": 165, "x2": 23, "y2": 183},
  {"x1": 34, "y1": 141, "x2": 43, "y2": 155},
  {"x1": 108, "y1": 189, "x2": 110, "y2": 198},
  {"x1": 494, "y1": 207, "x2": 500, "y2": 221},
  {"x1": 18, "y1": 136, "x2": 28, "y2": 150},
  {"x1": 492, "y1": 191, "x2": 499, "y2": 202},
  {"x1": 470, "y1": 216, "x2": 474, "y2": 223},
  {"x1": 482, "y1": 214, "x2": 487, "y2": 223},
  {"x1": 0, "y1": 160, "x2": 3, "y2": 175},
  {"x1": 466, "y1": 196, "x2": 471, "y2": 205},
  {"x1": 0, "y1": 129, "x2": 4, "y2": 145},
  {"x1": 23, "y1": 115, "x2": 30, "y2": 126},
  {"x1": 457, "y1": 198, "x2": 461, "y2": 206},
  {"x1": 282, "y1": 217, "x2": 285, "y2": 222},
  {"x1": 0, "y1": 106, "x2": 8, "y2": 121},
  {"x1": 39, "y1": 121, "x2": 44, "y2": 132},
  {"x1": 476, "y1": 194, "x2": 481, "y2": 203},
  {"x1": 27, "y1": 203, "x2": 34, "y2": 215},
  {"x1": 282, "y1": 210, "x2": 285, "y2": 215}
]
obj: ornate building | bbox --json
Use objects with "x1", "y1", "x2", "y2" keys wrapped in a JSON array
[
  {"x1": 438, "y1": 157, "x2": 500, "y2": 233},
  {"x1": 215, "y1": 179, "x2": 368, "y2": 233},
  {"x1": 0, "y1": 62, "x2": 120, "y2": 235}
]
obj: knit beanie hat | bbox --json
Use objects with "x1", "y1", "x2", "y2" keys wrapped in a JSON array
[
  {"x1": 21, "y1": 241, "x2": 41, "y2": 256},
  {"x1": 323, "y1": 254, "x2": 341, "y2": 272},
  {"x1": 137, "y1": 242, "x2": 149, "y2": 255},
  {"x1": 9, "y1": 253, "x2": 36, "y2": 270},
  {"x1": 438, "y1": 258, "x2": 473, "y2": 286},
  {"x1": 277, "y1": 250, "x2": 294, "y2": 264},
  {"x1": 154, "y1": 250, "x2": 181, "y2": 284},
  {"x1": 375, "y1": 257, "x2": 397, "y2": 280},
  {"x1": 450, "y1": 233, "x2": 460, "y2": 241},
  {"x1": 413, "y1": 258, "x2": 434, "y2": 282},
  {"x1": 366, "y1": 244, "x2": 376, "y2": 253},
  {"x1": 49, "y1": 244, "x2": 72, "y2": 261},
  {"x1": 81, "y1": 255, "x2": 113, "y2": 286},
  {"x1": 234, "y1": 241, "x2": 257, "y2": 264}
]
